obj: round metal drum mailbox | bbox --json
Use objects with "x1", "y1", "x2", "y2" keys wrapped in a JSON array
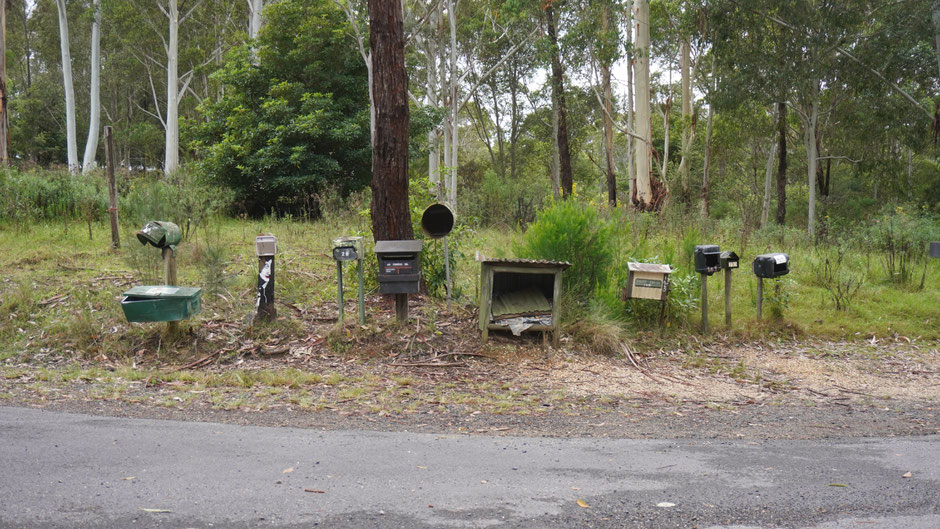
[
  {"x1": 420, "y1": 203, "x2": 455, "y2": 239},
  {"x1": 753, "y1": 253, "x2": 790, "y2": 278},
  {"x1": 136, "y1": 221, "x2": 182, "y2": 250}
]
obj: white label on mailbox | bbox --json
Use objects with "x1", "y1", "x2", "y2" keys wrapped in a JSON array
[
  {"x1": 145, "y1": 287, "x2": 179, "y2": 296},
  {"x1": 773, "y1": 254, "x2": 787, "y2": 264},
  {"x1": 728, "y1": 261, "x2": 738, "y2": 268}
]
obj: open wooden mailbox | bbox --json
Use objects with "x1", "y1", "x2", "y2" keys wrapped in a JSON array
[{"x1": 479, "y1": 258, "x2": 569, "y2": 346}]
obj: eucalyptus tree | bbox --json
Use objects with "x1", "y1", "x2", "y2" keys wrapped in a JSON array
[
  {"x1": 54, "y1": 0, "x2": 79, "y2": 173},
  {"x1": 633, "y1": 0, "x2": 651, "y2": 208},
  {"x1": 81, "y1": 0, "x2": 100, "y2": 173}
]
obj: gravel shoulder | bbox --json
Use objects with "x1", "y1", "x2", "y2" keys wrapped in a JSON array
[{"x1": 2, "y1": 332, "x2": 937, "y2": 440}]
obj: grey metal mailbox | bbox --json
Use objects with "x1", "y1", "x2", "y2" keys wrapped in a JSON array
[
  {"x1": 375, "y1": 240, "x2": 423, "y2": 295},
  {"x1": 931, "y1": 242, "x2": 940, "y2": 258},
  {"x1": 694, "y1": 245, "x2": 721, "y2": 276},
  {"x1": 753, "y1": 253, "x2": 790, "y2": 278}
]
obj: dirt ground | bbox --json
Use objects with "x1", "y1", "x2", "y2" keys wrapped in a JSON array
[{"x1": 1, "y1": 296, "x2": 938, "y2": 440}]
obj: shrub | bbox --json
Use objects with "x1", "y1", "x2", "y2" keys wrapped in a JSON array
[
  {"x1": 863, "y1": 206, "x2": 939, "y2": 287},
  {"x1": 811, "y1": 242, "x2": 864, "y2": 311},
  {"x1": 514, "y1": 199, "x2": 615, "y2": 299}
]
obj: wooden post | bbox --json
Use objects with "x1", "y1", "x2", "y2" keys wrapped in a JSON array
[
  {"x1": 257, "y1": 256, "x2": 276, "y2": 322},
  {"x1": 395, "y1": 294, "x2": 408, "y2": 324},
  {"x1": 757, "y1": 277, "x2": 763, "y2": 320},
  {"x1": 163, "y1": 247, "x2": 179, "y2": 335},
  {"x1": 337, "y1": 260, "x2": 345, "y2": 323},
  {"x1": 724, "y1": 267, "x2": 732, "y2": 327},
  {"x1": 104, "y1": 126, "x2": 119, "y2": 248},
  {"x1": 701, "y1": 273, "x2": 709, "y2": 333},
  {"x1": 551, "y1": 267, "x2": 563, "y2": 347},
  {"x1": 357, "y1": 257, "x2": 365, "y2": 324},
  {"x1": 479, "y1": 262, "x2": 493, "y2": 343}
]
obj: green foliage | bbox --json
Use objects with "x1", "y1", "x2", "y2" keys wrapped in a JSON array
[
  {"x1": 864, "y1": 207, "x2": 938, "y2": 286},
  {"x1": 192, "y1": 0, "x2": 370, "y2": 217},
  {"x1": 0, "y1": 169, "x2": 107, "y2": 225},
  {"x1": 119, "y1": 170, "x2": 233, "y2": 240},
  {"x1": 763, "y1": 278, "x2": 792, "y2": 320},
  {"x1": 514, "y1": 199, "x2": 614, "y2": 298},
  {"x1": 810, "y1": 241, "x2": 864, "y2": 311}
]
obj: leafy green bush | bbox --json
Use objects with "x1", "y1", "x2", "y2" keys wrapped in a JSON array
[
  {"x1": 514, "y1": 199, "x2": 615, "y2": 298},
  {"x1": 120, "y1": 169, "x2": 233, "y2": 239},
  {"x1": 863, "y1": 206, "x2": 939, "y2": 286},
  {"x1": 0, "y1": 169, "x2": 107, "y2": 225}
]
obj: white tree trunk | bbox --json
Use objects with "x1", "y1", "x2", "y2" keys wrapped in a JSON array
[
  {"x1": 805, "y1": 82, "x2": 820, "y2": 238},
  {"x1": 625, "y1": 0, "x2": 634, "y2": 204},
  {"x1": 551, "y1": 86, "x2": 560, "y2": 199},
  {"x1": 425, "y1": 1, "x2": 442, "y2": 197},
  {"x1": 82, "y1": 0, "x2": 101, "y2": 173},
  {"x1": 447, "y1": 0, "x2": 458, "y2": 205},
  {"x1": 55, "y1": 0, "x2": 78, "y2": 174},
  {"x1": 677, "y1": 37, "x2": 691, "y2": 198},
  {"x1": 248, "y1": 0, "x2": 263, "y2": 64},
  {"x1": 633, "y1": 0, "x2": 651, "y2": 206},
  {"x1": 164, "y1": 0, "x2": 180, "y2": 174}
]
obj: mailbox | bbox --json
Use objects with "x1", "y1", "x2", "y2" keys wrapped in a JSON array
[
  {"x1": 625, "y1": 263, "x2": 672, "y2": 301},
  {"x1": 694, "y1": 245, "x2": 721, "y2": 275},
  {"x1": 375, "y1": 240, "x2": 423, "y2": 294},
  {"x1": 332, "y1": 236, "x2": 363, "y2": 262},
  {"x1": 255, "y1": 235, "x2": 277, "y2": 257},
  {"x1": 931, "y1": 242, "x2": 940, "y2": 258},
  {"x1": 121, "y1": 285, "x2": 202, "y2": 322},
  {"x1": 420, "y1": 203, "x2": 455, "y2": 239},
  {"x1": 720, "y1": 251, "x2": 739, "y2": 270},
  {"x1": 136, "y1": 221, "x2": 182, "y2": 250},
  {"x1": 753, "y1": 253, "x2": 790, "y2": 278}
]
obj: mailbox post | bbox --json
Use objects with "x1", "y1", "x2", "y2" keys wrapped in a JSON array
[
  {"x1": 720, "y1": 251, "x2": 739, "y2": 327},
  {"x1": 255, "y1": 235, "x2": 277, "y2": 322},
  {"x1": 694, "y1": 245, "x2": 721, "y2": 333},
  {"x1": 375, "y1": 240, "x2": 423, "y2": 324},
  {"x1": 332, "y1": 236, "x2": 365, "y2": 324},
  {"x1": 753, "y1": 253, "x2": 790, "y2": 319}
]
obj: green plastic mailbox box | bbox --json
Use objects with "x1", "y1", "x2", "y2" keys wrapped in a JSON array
[
  {"x1": 136, "y1": 221, "x2": 182, "y2": 250},
  {"x1": 121, "y1": 286, "x2": 202, "y2": 323}
]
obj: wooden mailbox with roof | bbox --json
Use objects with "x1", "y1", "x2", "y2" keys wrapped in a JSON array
[
  {"x1": 623, "y1": 262, "x2": 673, "y2": 326},
  {"x1": 478, "y1": 258, "x2": 570, "y2": 347}
]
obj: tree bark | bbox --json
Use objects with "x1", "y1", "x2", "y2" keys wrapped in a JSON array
[
  {"x1": 248, "y1": 0, "x2": 263, "y2": 64},
  {"x1": 55, "y1": 0, "x2": 79, "y2": 173},
  {"x1": 447, "y1": 0, "x2": 458, "y2": 204},
  {"x1": 82, "y1": 0, "x2": 102, "y2": 173},
  {"x1": 760, "y1": 123, "x2": 776, "y2": 229},
  {"x1": 545, "y1": 2, "x2": 573, "y2": 198},
  {"x1": 164, "y1": 0, "x2": 180, "y2": 175},
  {"x1": 933, "y1": 0, "x2": 940, "y2": 79},
  {"x1": 625, "y1": 0, "x2": 634, "y2": 205},
  {"x1": 775, "y1": 101, "x2": 787, "y2": 225},
  {"x1": 0, "y1": 0, "x2": 8, "y2": 166},
  {"x1": 368, "y1": 0, "x2": 413, "y2": 241},
  {"x1": 805, "y1": 81, "x2": 820, "y2": 239},
  {"x1": 601, "y1": 3, "x2": 616, "y2": 207},
  {"x1": 700, "y1": 62, "x2": 715, "y2": 219},
  {"x1": 633, "y1": 0, "x2": 651, "y2": 207},
  {"x1": 677, "y1": 37, "x2": 692, "y2": 203}
]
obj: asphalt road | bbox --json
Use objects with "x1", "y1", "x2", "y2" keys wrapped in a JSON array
[{"x1": 0, "y1": 407, "x2": 937, "y2": 529}]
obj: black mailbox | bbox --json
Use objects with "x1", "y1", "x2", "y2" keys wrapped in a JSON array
[
  {"x1": 753, "y1": 253, "x2": 790, "y2": 278},
  {"x1": 694, "y1": 245, "x2": 721, "y2": 275},
  {"x1": 375, "y1": 240, "x2": 423, "y2": 294},
  {"x1": 931, "y1": 242, "x2": 940, "y2": 258},
  {"x1": 720, "y1": 251, "x2": 739, "y2": 270}
]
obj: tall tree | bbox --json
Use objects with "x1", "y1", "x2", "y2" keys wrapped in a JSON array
[
  {"x1": 545, "y1": 0, "x2": 573, "y2": 198},
  {"x1": 368, "y1": 0, "x2": 413, "y2": 240},
  {"x1": 81, "y1": 0, "x2": 101, "y2": 173},
  {"x1": 633, "y1": 0, "x2": 651, "y2": 207},
  {"x1": 55, "y1": 0, "x2": 78, "y2": 173},
  {"x1": 0, "y1": 0, "x2": 8, "y2": 166}
]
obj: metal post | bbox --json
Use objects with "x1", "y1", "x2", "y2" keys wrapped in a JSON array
[
  {"x1": 357, "y1": 257, "x2": 365, "y2": 324},
  {"x1": 701, "y1": 273, "x2": 708, "y2": 333},
  {"x1": 163, "y1": 247, "x2": 179, "y2": 336},
  {"x1": 724, "y1": 267, "x2": 732, "y2": 327},
  {"x1": 104, "y1": 126, "x2": 119, "y2": 248},
  {"x1": 444, "y1": 235, "x2": 452, "y2": 309},
  {"x1": 757, "y1": 277, "x2": 763, "y2": 320},
  {"x1": 337, "y1": 260, "x2": 344, "y2": 323},
  {"x1": 257, "y1": 256, "x2": 276, "y2": 322}
]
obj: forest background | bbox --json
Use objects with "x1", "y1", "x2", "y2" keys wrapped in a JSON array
[{"x1": 0, "y1": 0, "x2": 939, "y2": 351}]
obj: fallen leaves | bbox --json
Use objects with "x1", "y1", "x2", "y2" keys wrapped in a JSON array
[
  {"x1": 576, "y1": 499, "x2": 590, "y2": 508},
  {"x1": 656, "y1": 502, "x2": 676, "y2": 508},
  {"x1": 902, "y1": 471, "x2": 913, "y2": 478},
  {"x1": 139, "y1": 508, "x2": 172, "y2": 513},
  {"x1": 282, "y1": 467, "x2": 294, "y2": 474},
  {"x1": 303, "y1": 489, "x2": 325, "y2": 494}
]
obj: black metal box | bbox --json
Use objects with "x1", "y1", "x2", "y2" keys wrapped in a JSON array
[
  {"x1": 375, "y1": 240, "x2": 423, "y2": 294},
  {"x1": 931, "y1": 242, "x2": 940, "y2": 258},
  {"x1": 753, "y1": 253, "x2": 789, "y2": 278},
  {"x1": 694, "y1": 245, "x2": 721, "y2": 275},
  {"x1": 720, "y1": 250, "x2": 739, "y2": 270}
]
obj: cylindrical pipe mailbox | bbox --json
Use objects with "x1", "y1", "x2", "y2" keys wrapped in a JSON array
[{"x1": 420, "y1": 203, "x2": 455, "y2": 239}]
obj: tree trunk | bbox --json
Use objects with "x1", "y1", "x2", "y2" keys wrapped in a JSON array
[
  {"x1": 775, "y1": 101, "x2": 787, "y2": 225},
  {"x1": 55, "y1": 0, "x2": 79, "y2": 173},
  {"x1": 164, "y1": 0, "x2": 180, "y2": 175},
  {"x1": 601, "y1": 4, "x2": 616, "y2": 207},
  {"x1": 625, "y1": 0, "x2": 634, "y2": 205},
  {"x1": 425, "y1": 2, "x2": 442, "y2": 197},
  {"x1": 677, "y1": 37, "x2": 691, "y2": 203},
  {"x1": 933, "y1": 0, "x2": 940, "y2": 79},
  {"x1": 447, "y1": 0, "x2": 458, "y2": 205},
  {"x1": 248, "y1": 0, "x2": 263, "y2": 64},
  {"x1": 545, "y1": 2, "x2": 573, "y2": 198},
  {"x1": 760, "y1": 128, "x2": 776, "y2": 228},
  {"x1": 633, "y1": 0, "x2": 651, "y2": 207},
  {"x1": 82, "y1": 0, "x2": 102, "y2": 173},
  {"x1": 805, "y1": 82, "x2": 820, "y2": 239},
  {"x1": 700, "y1": 62, "x2": 715, "y2": 219},
  {"x1": 551, "y1": 87, "x2": 561, "y2": 198},
  {"x1": 0, "y1": 0, "x2": 8, "y2": 166},
  {"x1": 368, "y1": 0, "x2": 413, "y2": 241}
]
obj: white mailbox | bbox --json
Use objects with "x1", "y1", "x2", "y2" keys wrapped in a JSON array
[
  {"x1": 625, "y1": 263, "x2": 673, "y2": 301},
  {"x1": 255, "y1": 235, "x2": 277, "y2": 257}
]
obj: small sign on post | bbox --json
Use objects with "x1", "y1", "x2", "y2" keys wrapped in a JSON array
[
  {"x1": 332, "y1": 237, "x2": 365, "y2": 324},
  {"x1": 255, "y1": 235, "x2": 277, "y2": 322}
]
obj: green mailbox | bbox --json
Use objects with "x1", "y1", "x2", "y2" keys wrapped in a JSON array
[
  {"x1": 121, "y1": 286, "x2": 202, "y2": 323},
  {"x1": 136, "y1": 221, "x2": 182, "y2": 250}
]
